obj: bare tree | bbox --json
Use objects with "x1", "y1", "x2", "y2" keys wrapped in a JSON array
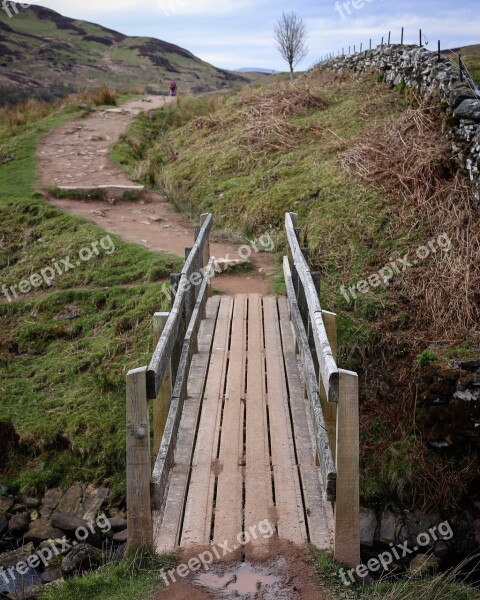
[{"x1": 274, "y1": 11, "x2": 308, "y2": 79}]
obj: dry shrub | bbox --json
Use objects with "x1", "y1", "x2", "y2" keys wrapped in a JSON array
[
  {"x1": 342, "y1": 106, "x2": 480, "y2": 340},
  {"x1": 91, "y1": 85, "x2": 117, "y2": 106},
  {"x1": 74, "y1": 85, "x2": 117, "y2": 107},
  {"x1": 243, "y1": 80, "x2": 326, "y2": 117},
  {"x1": 1, "y1": 98, "x2": 56, "y2": 130},
  {"x1": 238, "y1": 113, "x2": 300, "y2": 155},
  {"x1": 188, "y1": 114, "x2": 225, "y2": 131},
  {"x1": 235, "y1": 81, "x2": 324, "y2": 156}
]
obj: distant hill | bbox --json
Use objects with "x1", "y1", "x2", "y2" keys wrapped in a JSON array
[
  {"x1": 0, "y1": 4, "x2": 249, "y2": 104},
  {"x1": 236, "y1": 68, "x2": 278, "y2": 74}
]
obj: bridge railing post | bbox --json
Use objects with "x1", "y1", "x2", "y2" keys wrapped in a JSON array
[
  {"x1": 334, "y1": 369, "x2": 360, "y2": 568},
  {"x1": 153, "y1": 313, "x2": 172, "y2": 457},
  {"x1": 126, "y1": 366, "x2": 153, "y2": 551}
]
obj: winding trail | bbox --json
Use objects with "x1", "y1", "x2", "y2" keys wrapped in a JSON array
[{"x1": 38, "y1": 96, "x2": 275, "y2": 295}]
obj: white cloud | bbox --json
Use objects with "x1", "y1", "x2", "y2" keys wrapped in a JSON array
[{"x1": 37, "y1": 0, "x2": 257, "y2": 17}]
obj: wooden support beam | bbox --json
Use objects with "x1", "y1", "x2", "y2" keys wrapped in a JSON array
[
  {"x1": 126, "y1": 366, "x2": 153, "y2": 551},
  {"x1": 153, "y1": 313, "x2": 172, "y2": 457},
  {"x1": 334, "y1": 369, "x2": 360, "y2": 568}
]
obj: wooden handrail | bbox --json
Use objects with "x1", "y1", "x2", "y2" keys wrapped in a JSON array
[
  {"x1": 284, "y1": 211, "x2": 360, "y2": 568},
  {"x1": 283, "y1": 256, "x2": 336, "y2": 501},
  {"x1": 127, "y1": 214, "x2": 214, "y2": 552},
  {"x1": 285, "y1": 212, "x2": 339, "y2": 403},
  {"x1": 146, "y1": 214, "x2": 213, "y2": 399}
]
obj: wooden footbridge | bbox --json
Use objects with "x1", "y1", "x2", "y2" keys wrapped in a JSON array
[{"x1": 125, "y1": 213, "x2": 360, "y2": 567}]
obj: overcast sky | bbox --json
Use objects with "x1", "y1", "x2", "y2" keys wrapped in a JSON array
[{"x1": 34, "y1": 1, "x2": 479, "y2": 71}]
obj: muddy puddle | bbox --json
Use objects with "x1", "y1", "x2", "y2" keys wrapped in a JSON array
[{"x1": 195, "y1": 558, "x2": 284, "y2": 597}]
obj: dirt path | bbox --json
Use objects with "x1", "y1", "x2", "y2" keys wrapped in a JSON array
[{"x1": 38, "y1": 96, "x2": 276, "y2": 295}]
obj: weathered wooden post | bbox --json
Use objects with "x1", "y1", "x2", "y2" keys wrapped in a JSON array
[
  {"x1": 334, "y1": 369, "x2": 360, "y2": 568},
  {"x1": 153, "y1": 313, "x2": 172, "y2": 456},
  {"x1": 126, "y1": 366, "x2": 153, "y2": 550}
]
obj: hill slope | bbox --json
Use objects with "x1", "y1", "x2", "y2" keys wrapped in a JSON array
[{"x1": 0, "y1": 4, "x2": 248, "y2": 103}]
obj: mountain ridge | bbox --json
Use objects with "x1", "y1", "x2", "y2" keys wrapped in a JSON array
[{"x1": 0, "y1": 3, "x2": 249, "y2": 104}]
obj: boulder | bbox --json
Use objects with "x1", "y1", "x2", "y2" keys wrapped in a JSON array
[
  {"x1": 379, "y1": 509, "x2": 401, "y2": 544},
  {"x1": 60, "y1": 544, "x2": 104, "y2": 578},
  {"x1": 41, "y1": 568, "x2": 62, "y2": 584},
  {"x1": 8, "y1": 512, "x2": 30, "y2": 536},
  {"x1": 112, "y1": 529, "x2": 127, "y2": 543},
  {"x1": 56, "y1": 484, "x2": 83, "y2": 516},
  {"x1": 108, "y1": 517, "x2": 127, "y2": 532},
  {"x1": 0, "y1": 543, "x2": 35, "y2": 569},
  {"x1": 79, "y1": 484, "x2": 109, "y2": 521},
  {"x1": 24, "y1": 519, "x2": 64, "y2": 545},
  {"x1": 454, "y1": 99, "x2": 480, "y2": 123},
  {"x1": 40, "y1": 488, "x2": 63, "y2": 518},
  {"x1": 0, "y1": 497, "x2": 14, "y2": 514},
  {"x1": 360, "y1": 508, "x2": 377, "y2": 546},
  {"x1": 23, "y1": 497, "x2": 40, "y2": 509},
  {"x1": 51, "y1": 512, "x2": 88, "y2": 533}
]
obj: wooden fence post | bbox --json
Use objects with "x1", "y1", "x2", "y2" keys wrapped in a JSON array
[
  {"x1": 319, "y1": 310, "x2": 338, "y2": 462},
  {"x1": 126, "y1": 366, "x2": 153, "y2": 551},
  {"x1": 153, "y1": 313, "x2": 172, "y2": 456},
  {"x1": 334, "y1": 369, "x2": 360, "y2": 568}
]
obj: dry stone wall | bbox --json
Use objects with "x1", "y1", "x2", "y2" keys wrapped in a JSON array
[{"x1": 321, "y1": 45, "x2": 480, "y2": 207}]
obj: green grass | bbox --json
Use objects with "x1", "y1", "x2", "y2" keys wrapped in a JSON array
[
  {"x1": 39, "y1": 548, "x2": 178, "y2": 600},
  {"x1": 0, "y1": 95, "x2": 181, "y2": 498},
  {"x1": 312, "y1": 548, "x2": 480, "y2": 600}
]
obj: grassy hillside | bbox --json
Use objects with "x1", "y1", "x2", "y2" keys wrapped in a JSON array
[
  {"x1": 449, "y1": 44, "x2": 480, "y2": 86},
  {"x1": 111, "y1": 69, "x2": 480, "y2": 512},
  {"x1": 0, "y1": 4, "x2": 249, "y2": 104},
  {"x1": 0, "y1": 96, "x2": 181, "y2": 498}
]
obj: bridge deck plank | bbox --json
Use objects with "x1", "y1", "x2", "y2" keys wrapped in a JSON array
[
  {"x1": 244, "y1": 294, "x2": 274, "y2": 558},
  {"x1": 212, "y1": 296, "x2": 247, "y2": 550},
  {"x1": 180, "y1": 296, "x2": 233, "y2": 547}
]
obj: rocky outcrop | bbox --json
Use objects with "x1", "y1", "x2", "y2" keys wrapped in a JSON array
[
  {"x1": 0, "y1": 483, "x2": 127, "y2": 598},
  {"x1": 417, "y1": 360, "x2": 480, "y2": 450},
  {"x1": 320, "y1": 45, "x2": 480, "y2": 207}
]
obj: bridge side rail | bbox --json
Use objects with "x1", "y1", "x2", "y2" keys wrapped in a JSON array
[
  {"x1": 125, "y1": 213, "x2": 214, "y2": 551},
  {"x1": 284, "y1": 212, "x2": 360, "y2": 568}
]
